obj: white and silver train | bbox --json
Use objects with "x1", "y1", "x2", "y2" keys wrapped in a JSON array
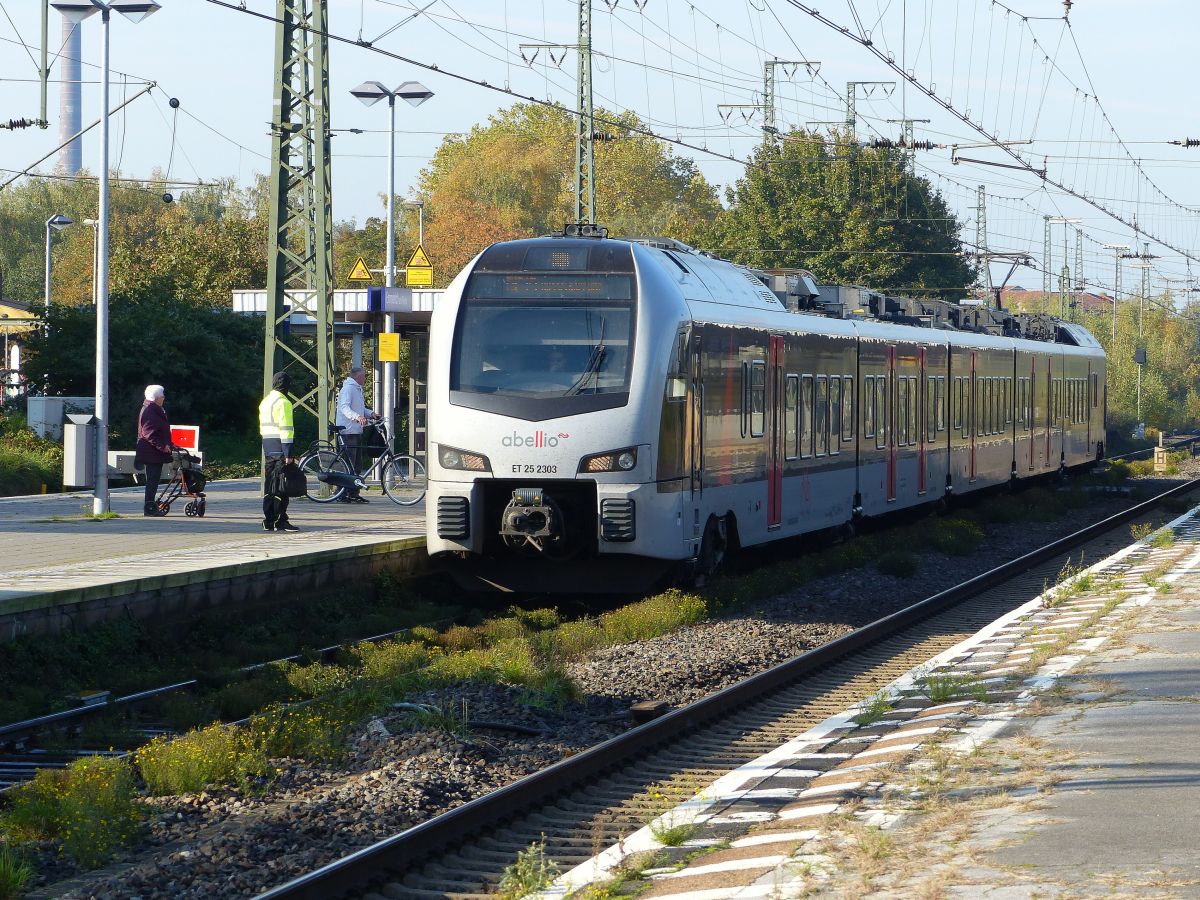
[{"x1": 426, "y1": 232, "x2": 1106, "y2": 590}]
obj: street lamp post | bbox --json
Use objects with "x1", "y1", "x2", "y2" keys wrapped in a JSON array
[
  {"x1": 350, "y1": 79, "x2": 433, "y2": 449},
  {"x1": 52, "y1": 0, "x2": 160, "y2": 513},
  {"x1": 44, "y1": 214, "x2": 73, "y2": 323}
]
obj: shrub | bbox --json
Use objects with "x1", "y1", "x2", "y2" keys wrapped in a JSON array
[
  {"x1": 478, "y1": 616, "x2": 528, "y2": 646},
  {"x1": 285, "y1": 661, "x2": 357, "y2": 699},
  {"x1": 876, "y1": 550, "x2": 918, "y2": 578},
  {"x1": 499, "y1": 838, "x2": 560, "y2": 900},
  {"x1": 547, "y1": 619, "x2": 607, "y2": 660},
  {"x1": 250, "y1": 694, "x2": 375, "y2": 763},
  {"x1": 2, "y1": 757, "x2": 143, "y2": 868},
  {"x1": 438, "y1": 624, "x2": 479, "y2": 652},
  {"x1": 1127, "y1": 459, "x2": 1155, "y2": 478},
  {"x1": 509, "y1": 606, "x2": 561, "y2": 631},
  {"x1": 489, "y1": 637, "x2": 541, "y2": 684},
  {"x1": 0, "y1": 414, "x2": 63, "y2": 497},
  {"x1": 136, "y1": 723, "x2": 271, "y2": 796},
  {"x1": 351, "y1": 639, "x2": 430, "y2": 682}
]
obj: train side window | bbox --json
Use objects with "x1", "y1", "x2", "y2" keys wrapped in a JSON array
[
  {"x1": 952, "y1": 377, "x2": 963, "y2": 431},
  {"x1": 875, "y1": 376, "x2": 888, "y2": 450},
  {"x1": 863, "y1": 376, "x2": 876, "y2": 439},
  {"x1": 749, "y1": 361, "x2": 766, "y2": 437},
  {"x1": 926, "y1": 376, "x2": 936, "y2": 441},
  {"x1": 1091, "y1": 372, "x2": 1099, "y2": 408},
  {"x1": 905, "y1": 377, "x2": 915, "y2": 445},
  {"x1": 841, "y1": 376, "x2": 855, "y2": 441},
  {"x1": 936, "y1": 376, "x2": 946, "y2": 432},
  {"x1": 815, "y1": 377, "x2": 829, "y2": 457},
  {"x1": 784, "y1": 375, "x2": 799, "y2": 461},
  {"x1": 829, "y1": 377, "x2": 841, "y2": 455},
  {"x1": 801, "y1": 375, "x2": 814, "y2": 458},
  {"x1": 666, "y1": 328, "x2": 689, "y2": 402},
  {"x1": 897, "y1": 378, "x2": 909, "y2": 446}
]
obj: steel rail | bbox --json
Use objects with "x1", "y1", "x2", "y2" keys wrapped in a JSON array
[{"x1": 257, "y1": 476, "x2": 1200, "y2": 900}]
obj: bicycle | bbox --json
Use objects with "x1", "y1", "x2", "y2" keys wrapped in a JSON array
[{"x1": 297, "y1": 417, "x2": 426, "y2": 506}]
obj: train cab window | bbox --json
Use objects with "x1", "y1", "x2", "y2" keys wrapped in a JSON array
[
  {"x1": 841, "y1": 376, "x2": 855, "y2": 441},
  {"x1": 801, "y1": 375, "x2": 814, "y2": 457},
  {"x1": 784, "y1": 375, "x2": 799, "y2": 460},
  {"x1": 863, "y1": 376, "x2": 876, "y2": 440},
  {"x1": 748, "y1": 361, "x2": 766, "y2": 437},
  {"x1": 815, "y1": 377, "x2": 829, "y2": 457},
  {"x1": 666, "y1": 328, "x2": 689, "y2": 402},
  {"x1": 829, "y1": 377, "x2": 841, "y2": 455},
  {"x1": 875, "y1": 376, "x2": 888, "y2": 450}
]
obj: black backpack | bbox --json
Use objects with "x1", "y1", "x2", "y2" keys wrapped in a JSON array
[{"x1": 274, "y1": 462, "x2": 307, "y2": 498}]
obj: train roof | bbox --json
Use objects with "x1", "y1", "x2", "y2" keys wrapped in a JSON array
[{"x1": 483, "y1": 232, "x2": 1102, "y2": 351}]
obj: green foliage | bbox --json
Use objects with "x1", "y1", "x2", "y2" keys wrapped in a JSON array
[
  {"x1": 21, "y1": 287, "x2": 264, "y2": 439},
  {"x1": 1, "y1": 757, "x2": 143, "y2": 868},
  {"x1": 876, "y1": 549, "x2": 918, "y2": 578},
  {"x1": 597, "y1": 589, "x2": 707, "y2": 643},
  {"x1": 136, "y1": 723, "x2": 272, "y2": 796},
  {"x1": 1130, "y1": 521, "x2": 1154, "y2": 541},
  {"x1": 498, "y1": 837, "x2": 560, "y2": 900},
  {"x1": 1150, "y1": 528, "x2": 1176, "y2": 549},
  {"x1": 0, "y1": 411, "x2": 63, "y2": 496},
  {"x1": 685, "y1": 129, "x2": 976, "y2": 298},
  {"x1": 917, "y1": 671, "x2": 988, "y2": 703},
  {"x1": 853, "y1": 691, "x2": 894, "y2": 726},
  {"x1": 0, "y1": 842, "x2": 32, "y2": 900},
  {"x1": 925, "y1": 517, "x2": 983, "y2": 556}
]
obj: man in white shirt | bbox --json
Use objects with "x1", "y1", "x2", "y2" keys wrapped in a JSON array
[{"x1": 335, "y1": 366, "x2": 374, "y2": 503}]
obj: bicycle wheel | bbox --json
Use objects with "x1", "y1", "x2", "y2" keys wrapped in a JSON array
[
  {"x1": 381, "y1": 454, "x2": 427, "y2": 506},
  {"x1": 299, "y1": 450, "x2": 351, "y2": 503}
]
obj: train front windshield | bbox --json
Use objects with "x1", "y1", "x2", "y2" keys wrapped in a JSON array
[{"x1": 449, "y1": 241, "x2": 638, "y2": 420}]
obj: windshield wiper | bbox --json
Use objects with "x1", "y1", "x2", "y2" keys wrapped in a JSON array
[{"x1": 565, "y1": 319, "x2": 606, "y2": 396}]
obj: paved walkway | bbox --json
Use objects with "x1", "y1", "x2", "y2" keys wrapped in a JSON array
[{"x1": 0, "y1": 480, "x2": 425, "y2": 611}]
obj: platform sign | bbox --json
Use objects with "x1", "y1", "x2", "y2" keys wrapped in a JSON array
[
  {"x1": 405, "y1": 244, "x2": 433, "y2": 287},
  {"x1": 378, "y1": 332, "x2": 401, "y2": 362},
  {"x1": 348, "y1": 256, "x2": 373, "y2": 282},
  {"x1": 170, "y1": 425, "x2": 200, "y2": 450}
]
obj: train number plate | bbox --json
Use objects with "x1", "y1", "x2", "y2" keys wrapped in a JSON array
[{"x1": 511, "y1": 463, "x2": 559, "y2": 474}]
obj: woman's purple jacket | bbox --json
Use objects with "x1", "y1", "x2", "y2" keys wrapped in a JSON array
[{"x1": 135, "y1": 400, "x2": 173, "y2": 465}]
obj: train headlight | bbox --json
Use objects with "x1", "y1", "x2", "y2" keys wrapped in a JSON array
[
  {"x1": 579, "y1": 447, "x2": 638, "y2": 473},
  {"x1": 439, "y1": 445, "x2": 491, "y2": 472}
]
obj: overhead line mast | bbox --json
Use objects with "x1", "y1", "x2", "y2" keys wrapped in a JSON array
[{"x1": 264, "y1": 0, "x2": 335, "y2": 441}]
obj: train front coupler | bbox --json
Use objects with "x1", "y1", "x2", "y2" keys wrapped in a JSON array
[{"x1": 499, "y1": 487, "x2": 569, "y2": 556}]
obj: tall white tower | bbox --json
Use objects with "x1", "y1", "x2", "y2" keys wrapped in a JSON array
[{"x1": 56, "y1": 15, "x2": 83, "y2": 175}]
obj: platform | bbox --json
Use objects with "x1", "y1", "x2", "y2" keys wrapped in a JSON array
[
  {"x1": 0, "y1": 480, "x2": 426, "y2": 641},
  {"x1": 536, "y1": 505, "x2": 1200, "y2": 898}
]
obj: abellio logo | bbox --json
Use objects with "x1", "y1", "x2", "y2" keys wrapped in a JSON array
[{"x1": 502, "y1": 431, "x2": 570, "y2": 448}]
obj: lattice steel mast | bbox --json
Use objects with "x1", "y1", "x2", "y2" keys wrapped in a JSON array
[
  {"x1": 573, "y1": 0, "x2": 594, "y2": 225},
  {"x1": 264, "y1": 0, "x2": 334, "y2": 440}
]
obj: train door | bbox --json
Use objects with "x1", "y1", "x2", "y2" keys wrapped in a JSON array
[
  {"x1": 1044, "y1": 356, "x2": 1053, "y2": 469},
  {"x1": 689, "y1": 327, "x2": 703, "y2": 498},
  {"x1": 1028, "y1": 356, "x2": 1036, "y2": 471},
  {"x1": 918, "y1": 347, "x2": 927, "y2": 495},
  {"x1": 767, "y1": 335, "x2": 784, "y2": 529},
  {"x1": 887, "y1": 345, "x2": 897, "y2": 501},
  {"x1": 1085, "y1": 360, "x2": 1092, "y2": 455},
  {"x1": 969, "y1": 351, "x2": 977, "y2": 482}
]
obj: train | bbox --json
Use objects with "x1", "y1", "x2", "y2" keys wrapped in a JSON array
[{"x1": 425, "y1": 228, "x2": 1106, "y2": 591}]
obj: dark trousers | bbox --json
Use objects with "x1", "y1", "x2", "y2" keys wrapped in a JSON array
[
  {"x1": 342, "y1": 433, "x2": 362, "y2": 498},
  {"x1": 143, "y1": 462, "x2": 163, "y2": 511},
  {"x1": 262, "y1": 452, "x2": 291, "y2": 528}
]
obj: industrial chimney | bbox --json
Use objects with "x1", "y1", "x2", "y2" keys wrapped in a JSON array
[{"x1": 56, "y1": 15, "x2": 82, "y2": 176}]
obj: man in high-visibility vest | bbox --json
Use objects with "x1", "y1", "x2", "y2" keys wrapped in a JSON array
[{"x1": 260, "y1": 371, "x2": 300, "y2": 532}]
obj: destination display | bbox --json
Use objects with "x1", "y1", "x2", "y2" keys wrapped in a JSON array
[{"x1": 466, "y1": 273, "x2": 634, "y2": 301}]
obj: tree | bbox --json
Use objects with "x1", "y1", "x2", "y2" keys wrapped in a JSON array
[
  {"x1": 21, "y1": 279, "x2": 265, "y2": 442},
  {"x1": 416, "y1": 102, "x2": 721, "y2": 285},
  {"x1": 686, "y1": 130, "x2": 976, "y2": 298}
]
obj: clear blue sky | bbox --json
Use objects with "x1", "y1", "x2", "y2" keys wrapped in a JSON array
[{"x1": 3, "y1": 0, "x2": 1198, "y2": 295}]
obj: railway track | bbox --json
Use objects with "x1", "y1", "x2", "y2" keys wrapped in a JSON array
[{"x1": 257, "y1": 476, "x2": 1200, "y2": 900}]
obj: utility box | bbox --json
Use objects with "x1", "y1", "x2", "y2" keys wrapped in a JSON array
[{"x1": 63, "y1": 413, "x2": 97, "y2": 488}]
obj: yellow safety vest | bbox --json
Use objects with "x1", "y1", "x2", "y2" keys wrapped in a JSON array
[{"x1": 258, "y1": 390, "x2": 295, "y2": 443}]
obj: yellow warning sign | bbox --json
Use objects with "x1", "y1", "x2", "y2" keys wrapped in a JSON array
[
  {"x1": 378, "y1": 332, "x2": 401, "y2": 362},
  {"x1": 405, "y1": 244, "x2": 433, "y2": 287},
  {"x1": 347, "y1": 256, "x2": 373, "y2": 282}
]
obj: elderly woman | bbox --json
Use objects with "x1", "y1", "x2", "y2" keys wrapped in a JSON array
[{"x1": 135, "y1": 384, "x2": 174, "y2": 516}]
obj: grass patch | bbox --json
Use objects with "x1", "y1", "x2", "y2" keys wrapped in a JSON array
[
  {"x1": 136, "y1": 723, "x2": 273, "y2": 796},
  {"x1": 853, "y1": 691, "x2": 894, "y2": 726},
  {"x1": 1, "y1": 756, "x2": 143, "y2": 868},
  {"x1": 926, "y1": 517, "x2": 983, "y2": 556},
  {"x1": 0, "y1": 843, "x2": 32, "y2": 900},
  {"x1": 498, "y1": 837, "x2": 560, "y2": 900},
  {"x1": 1130, "y1": 521, "x2": 1154, "y2": 541},
  {"x1": 917, "y1": 670, "x2": 988, "y2": 703},
  {"x1": 1150, "y1": 528, "x2": 1176, "y2": 549},
  {"x1": 876, "y1": 550, "x2": 918, "y2": 578}
]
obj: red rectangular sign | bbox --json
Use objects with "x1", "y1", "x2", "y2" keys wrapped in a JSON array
[{"x1": 170, "y1": 425, "x2": 199, "y2": 450}]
